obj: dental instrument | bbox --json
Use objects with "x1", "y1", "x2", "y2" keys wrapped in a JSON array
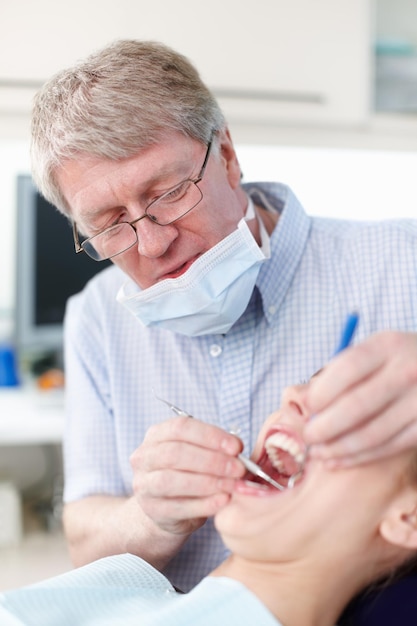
[
  {"x1": 287, "y1": 312, "x2": 360, "y2": 488},
  {"x1": 153, "y1": 389, "x2": 285, "y2": 491},
  {"x1": 151, "y1": 391, "x2": 190, "y2": 417}
]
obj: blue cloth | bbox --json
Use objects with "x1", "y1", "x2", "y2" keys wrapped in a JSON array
[
  {"x1": 0, "y1": 554, "x2": 280, "y2": 626},
  {"x1": 339, "y1": 573, "x2": 417, "y2": 625},
  {"x1": 63, "y1": 182, "x2": 417, "y2": 591}
]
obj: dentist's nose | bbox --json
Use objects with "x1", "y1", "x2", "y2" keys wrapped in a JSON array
[{"x1": 135, "y1": 218, "x2": 179, "y2": 258}]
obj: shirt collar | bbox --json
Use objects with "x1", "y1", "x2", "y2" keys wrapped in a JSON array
[{"x1": 243, "y1": 182, "x2": 312, "y2": 324}]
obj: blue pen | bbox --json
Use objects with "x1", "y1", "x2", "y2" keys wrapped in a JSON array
[{"x1": 333, "y1": 312, "x2": 359, "y2": 356}]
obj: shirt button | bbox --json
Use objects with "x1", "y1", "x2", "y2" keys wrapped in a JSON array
[
  {"x1": 210, "y1": 344, "x2": 222, "y2": 357},
  {"x1": 268, "y1": 305, "x2": 277, "y2": 315}
]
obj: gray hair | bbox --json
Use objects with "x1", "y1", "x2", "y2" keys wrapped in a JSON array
[{"x1": 30, "y1": 39, "x2": 226, "y2": 214}]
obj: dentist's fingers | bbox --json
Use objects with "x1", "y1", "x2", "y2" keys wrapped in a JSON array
[
  {"x1": 303, "y1": 332, "x2": 417, "y2": 463},
  {"x1": 130, "y1": 416, "x2": 244, "y2": 535},
  {"x1": 310, "y1": 418, "x2": 417, "y2": 469}
]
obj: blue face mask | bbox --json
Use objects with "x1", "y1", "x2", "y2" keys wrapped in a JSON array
[{"x1": 117, "y1": 202, "x2": 270, "y2": 336}]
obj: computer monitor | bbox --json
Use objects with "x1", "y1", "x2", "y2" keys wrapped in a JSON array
[{"x1": 15, "y1": 175, "x2": 111, "y2": 366}]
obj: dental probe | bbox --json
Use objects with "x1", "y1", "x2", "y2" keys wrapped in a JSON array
[
  {"x1": 237, "y1": 454, "x2": 285, "y2": 491},
  {"x1": 153, "y1": 390, "x2": 285, "y2": 491},
  {"x1": 287, "y1": 312, "x2": 360, "y2": 489}
]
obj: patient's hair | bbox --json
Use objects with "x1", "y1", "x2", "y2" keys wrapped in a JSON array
[{"x1": 30, "y1": 39, "x2": 226, "y2": 214}]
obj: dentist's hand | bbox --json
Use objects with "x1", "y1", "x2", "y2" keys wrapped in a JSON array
[
  {"x1": 303, "y1": 331, "x2": 417, "y2": 467},
  {"x1": 130, "y1": 416, "x2": 244, "y2": 536}
]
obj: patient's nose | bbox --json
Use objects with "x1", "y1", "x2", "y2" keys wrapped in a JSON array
[{"x1": 281, "y1": 384, "x2": 310, "y2": 423}]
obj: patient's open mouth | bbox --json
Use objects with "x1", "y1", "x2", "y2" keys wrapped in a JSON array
[
  {"x1": 244, "y1": 427, "x2": 307, "y2": 491},
  {"x1": 265, "y1": 429, "x2": 306, "y2": 476}
]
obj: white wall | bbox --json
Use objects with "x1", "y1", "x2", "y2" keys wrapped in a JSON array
[{"x1": 238, "y1": 144, "x2": 417, "y2": 220}]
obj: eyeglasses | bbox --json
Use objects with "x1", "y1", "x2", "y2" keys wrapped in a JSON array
[{"x1": 73, "y1": 133, "x2": 214, "y2": 261}]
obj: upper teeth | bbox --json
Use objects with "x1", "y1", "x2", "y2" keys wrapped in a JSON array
[{"x1": 265, "y1": 432, "x2": 305, "y2": 469}]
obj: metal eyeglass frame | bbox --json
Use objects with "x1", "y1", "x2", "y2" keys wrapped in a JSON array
[{"x1": 72, "y1": 131, "x2": 215, "y2": 261}]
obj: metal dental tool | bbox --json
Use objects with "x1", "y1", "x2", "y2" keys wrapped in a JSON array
[
  {"x1": 153, "y1": 390, "x2": 285, "y2": 491},
  {"x1": 237, "y1": 454, "x2": 286, "y2": 491},
  {"x1": 286, "y1": 312, "x2": 360, "y2": 489},
  {"x1": 152, "y1": 391, "x2": 191, "y2": 417},
  {"x1": 287, "y1": 464, "x2": 305, "y2": 489}
]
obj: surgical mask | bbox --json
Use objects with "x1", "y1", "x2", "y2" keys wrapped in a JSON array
[{"x1": 117, "y1": 197, "x2": 270, "y2": 336}]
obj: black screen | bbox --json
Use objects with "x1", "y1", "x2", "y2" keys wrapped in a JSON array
[
  {"x1": 34, "y1": 195, "x2": 111, "y2": 326},
  {"x1": 15, "y1": 175, "x2": 112, "y2": 357}
]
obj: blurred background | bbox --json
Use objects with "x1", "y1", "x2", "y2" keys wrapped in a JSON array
[{"x1": 0, "y1": 0, "x2": 416, "y2": 590}]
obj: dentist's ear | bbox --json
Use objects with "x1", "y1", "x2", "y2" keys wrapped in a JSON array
[
  {"x1": 380, "y1": 490, "x2": 417, "y2": 550},
  {"x1": 217, "y1": 127, "x2": 242, "y2": 189}
]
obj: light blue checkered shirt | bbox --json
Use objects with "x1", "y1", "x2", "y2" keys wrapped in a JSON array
[{"x1": 63, "y1": 182, "x2": 417, "y2": 591}]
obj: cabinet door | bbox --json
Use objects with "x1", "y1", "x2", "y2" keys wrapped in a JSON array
[
  {"x1": 160, "y1": 0, "x2": 372, "y2": 125},
  {"x1": 1, "y1": 0, "x2": 371, "y2": 126}
]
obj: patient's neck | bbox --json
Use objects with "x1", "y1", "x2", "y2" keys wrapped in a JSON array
[{"x1": 210, "y1": 553, "x2": 370, "y2": 626}]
